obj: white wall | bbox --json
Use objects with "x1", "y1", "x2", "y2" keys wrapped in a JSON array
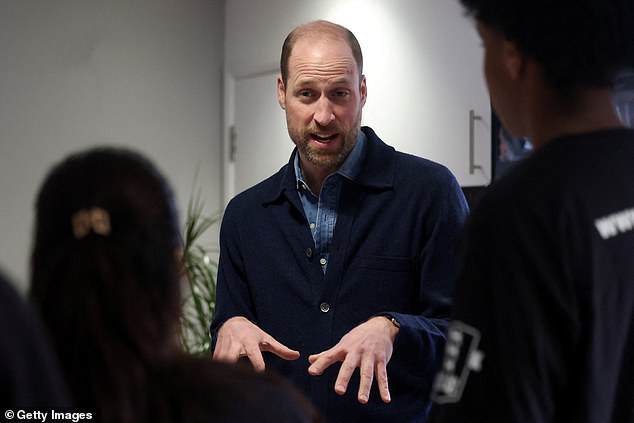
[
  {"x1": 0, "y1": 0, "x2": 489, "y2": 292},
  {"x1": 0, "y1": 0, "x2": 225, "y2": 292},
  {"x1": 225, "y1": 0, "x2": 491, "y2": 187}
]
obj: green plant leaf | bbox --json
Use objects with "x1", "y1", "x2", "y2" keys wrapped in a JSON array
[{"x1": 179, "y1": 187, "x2": 219, "y2": 356}]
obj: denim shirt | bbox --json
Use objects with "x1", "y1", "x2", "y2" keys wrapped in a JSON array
[{"x1": 294, "y1": 132, "x2": 367, "y2": 273}]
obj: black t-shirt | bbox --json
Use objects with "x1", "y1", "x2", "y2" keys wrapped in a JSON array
[{"x1": 429, "y1": 129, "x2": 634, "y2": 423}]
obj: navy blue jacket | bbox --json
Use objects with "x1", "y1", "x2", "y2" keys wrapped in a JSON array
[{"x1": 211, "y1": 127, "x2": 469, "y2": 422}]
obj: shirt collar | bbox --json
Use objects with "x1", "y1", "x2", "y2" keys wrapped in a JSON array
[
  {"x1": 261, "y1": 127, "x2": 394, "y2": 207},
  {"x1": 294, "y1": 131, "x2": 367, "y2": 190}
]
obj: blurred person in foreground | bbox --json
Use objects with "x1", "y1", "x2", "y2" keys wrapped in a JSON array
[
  {"x1": 29, "y1": 147, "x2": 323, "y2": 423},
  {"x1": 429, "y1": 0, "x2": 634, "y2": 422},
  {"x1": 0, "y1": 271, "x2": 71, "y2": 409}
]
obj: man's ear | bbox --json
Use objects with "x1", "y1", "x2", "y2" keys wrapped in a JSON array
[
  {"x1": 502, "y1": 39, "x2": 526, "y2": 81},
  {"x1": 277, "y1": 74, "x2": 286, "y2": 110},
  {"x1": 360, "y1": 74, "x2": 367, "y2": 107}
]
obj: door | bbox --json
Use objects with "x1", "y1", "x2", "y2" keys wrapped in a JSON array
[
  {"x1": 229, "y1": 71, "x2": 292, "y2": 199},
  {"x1": 225, "y1": 0, "x2": 492, "y2": 189}
]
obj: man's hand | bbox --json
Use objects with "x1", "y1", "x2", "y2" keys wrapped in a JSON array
[
  {"x1": 307, "y1": 316, "x2": 399, "y2": 404},
  {"x1": 213, "y1": 316, "x2": 300, "y2": 371}
]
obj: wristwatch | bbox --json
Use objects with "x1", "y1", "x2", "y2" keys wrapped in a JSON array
[
  {"x1": 388, "y1": 316, "x2": 401, "y2": 328},
  {"x1": 377, "y1": 313, "x2": 400, "y2": 328}
]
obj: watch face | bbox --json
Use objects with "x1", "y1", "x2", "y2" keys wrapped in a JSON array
[{"x1": 390, "y1": 317, "x2": 401, "y2": 328}]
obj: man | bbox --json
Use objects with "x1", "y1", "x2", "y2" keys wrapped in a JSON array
[
  {"x1": 211, "y1": 20, "x2": 469, "y2": 422},
  {"x1": 429, "y1": 1, "x2": 634, "y2": 422}
]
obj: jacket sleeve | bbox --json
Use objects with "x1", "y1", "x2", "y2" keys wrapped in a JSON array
[
  {"x1": 209, "y1": 198, "x2": 257, "y2": 353},
  {"x1": 383, "y1": 171, "x2": 469, "y2": 397}
]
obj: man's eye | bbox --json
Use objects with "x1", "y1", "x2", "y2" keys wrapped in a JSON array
[
  {"x1": 333, "y1": 90, "x2": 349, "y2": 97},
  {"x1": 299, "y1": 91, "x2": 313, "y2": 97}
]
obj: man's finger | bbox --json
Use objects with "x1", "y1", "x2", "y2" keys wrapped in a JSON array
[
  {"x1": 308, "y1": 350, "x2": 340, "y2": 376},
  {"x1": 334, "y1": 356, "x2": 359, "y2": 397},
  {"x1": 245, "y1": 346, "x2": 267, "y2": 372},
  {"x1": 375, "y1": 362, "x2": 391, "y2": 403},
  {"x1": 307, "y1": 352, "x2": 321, "y2": 364},
  {"x1": 356, "y1": 357, "x2": 375, "y2": 404},
  {"x1": 212, "y1": 340, "x2": 243, "y2": 363},
  {"x1": 260, "y1": 339, "x2": 301, "y2": 360}
]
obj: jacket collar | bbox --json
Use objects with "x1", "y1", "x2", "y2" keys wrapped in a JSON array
[{"x1": 263, "y1": 126, "x2": 395, "y2": 205}]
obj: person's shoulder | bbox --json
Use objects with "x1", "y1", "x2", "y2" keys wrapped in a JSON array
[
  {"x1": 467, "y1": 151, "x2": 557, "y2": 235},
  {"x1": 395, "y1": 150, "x2": 454, "y2": 175},
  {"x1": 387, "y1": 149, "x2": 462, "y2": 196},
  {"x1": 226, "y1": 164, "x2": 291, "y2": 211},
  {"x1": 364, "y1": 128, "x2": 451, "y2": 173},
  {"x1": 552, "y1": 128, "x2": 634, "y2": 175},
  {"x1": 487, "y1": 128, "x2": 634, "y2": 203},
  {"x1": 0, "y1": 274, "x2": 72, "y2": 408},
  {"x1": 0, "y1": 275, "x2": 50, "y2": 352}
]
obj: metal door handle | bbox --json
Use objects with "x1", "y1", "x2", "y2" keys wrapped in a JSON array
[{"x1": 469, "y1": 109, "x2": 483, "y2": 174}]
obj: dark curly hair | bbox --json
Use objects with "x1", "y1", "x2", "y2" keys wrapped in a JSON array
[{"x1": 459, "y1": 0, "x2": 634, "y2": 94}]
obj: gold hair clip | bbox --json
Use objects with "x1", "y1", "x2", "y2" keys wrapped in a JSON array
[{"x1": 72, "y1": 208, "x2": 111, "y2": 239}]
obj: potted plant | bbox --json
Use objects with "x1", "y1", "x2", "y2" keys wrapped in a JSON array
[{"x1": 179, "y1": 190, "x2": 219, "y2": 355}]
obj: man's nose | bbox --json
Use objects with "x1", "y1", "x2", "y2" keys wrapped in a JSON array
[{"x1": 313, "y1": 96, "x2": 335, "y2": 126}]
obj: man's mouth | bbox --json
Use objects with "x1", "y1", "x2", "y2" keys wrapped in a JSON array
[{"x1": 311, "y1": 133, "x2": 338, "y2": 143}]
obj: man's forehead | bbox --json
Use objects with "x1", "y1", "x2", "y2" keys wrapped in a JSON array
[
  {"x1": 291, "y1": 36, "x2": 354, "y2": 62},
  {"x1": 288, "y1": 49, "x2": 357, "y2": 77},
  {"x1": 289, "y1": 59, "x2": 357, "y2": 85},
  {"x1": 292, "y1": 73, "x2": 356, "y2": 87}
]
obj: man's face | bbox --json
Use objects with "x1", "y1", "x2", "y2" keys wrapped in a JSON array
[{"x1": 277, "y1": 37, "x2": 367, "y2": 174}]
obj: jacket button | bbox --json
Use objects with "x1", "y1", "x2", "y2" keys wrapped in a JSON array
[
  {"x1": 305, "y1": 248, "x2": 313, "y2": 258},
  {"x1": 319, "y1": 302, "x2": 330, "y2": 313}
]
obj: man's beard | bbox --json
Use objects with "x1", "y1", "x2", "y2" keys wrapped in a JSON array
[{"x1": 288, "y1": 113, "x2": 362, "y2": 171}]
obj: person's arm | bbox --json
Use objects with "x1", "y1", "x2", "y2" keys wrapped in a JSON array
[
  {"x1": 428, "y1": 195, "x2": 577, "y2": 422},
  {"x1": 390, "y1": 173, "x2": 471, "y2": 396},
  {"x1": 308, "y1": 315, "x2": 399, "y2": 404},
  {"x1": 308, "y1": 173, "x2": 469, "y2": 404},
  {"x1": 210, "y1": 201, "x2": 299, "y2": 370},
  {"x1": 213, "y1": 316, "x2": 300, "y2": 371}
]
